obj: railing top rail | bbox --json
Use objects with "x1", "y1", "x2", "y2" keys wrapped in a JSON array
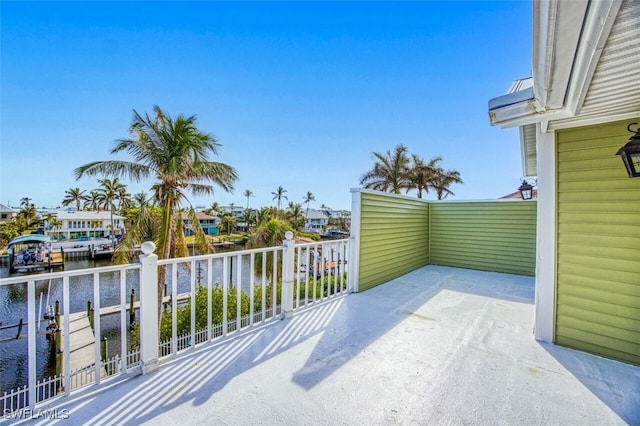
[
  {"x1": 294, "y1": 238, "x2": 349, "y2": 248},
  {"x1": 157, "y1": 245, "x2": 285, "y2": 265},
  {"x1": 0, "y1": 263, "x2": 141, "y2": 286}
]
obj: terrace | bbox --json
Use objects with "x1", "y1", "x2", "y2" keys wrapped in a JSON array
[{"x1": 1, "y1": 191, "x2": 639, "y2": 424}]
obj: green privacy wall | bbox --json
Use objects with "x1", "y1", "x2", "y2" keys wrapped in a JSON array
[
  {"x1": 555, "y1": 120, "x2": 640, "y2": 366},
  {"x1": 358, "y1": 192, "x2": 430, "y2": 291},
  {"x1": 429, "y1": 201, "x2": 537, "y2": 276},
  {"x1": 356, "y1": 191, "x2": 537, "y2": 292}
]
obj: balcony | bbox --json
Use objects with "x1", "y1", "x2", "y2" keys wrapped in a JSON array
[{"x1": 1, "y1": 191, "x2": 638, "y2": 424}]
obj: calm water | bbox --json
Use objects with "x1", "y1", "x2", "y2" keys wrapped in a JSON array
[{"x1": 0, "y1": 253, "x2": 256, "y2": 394}]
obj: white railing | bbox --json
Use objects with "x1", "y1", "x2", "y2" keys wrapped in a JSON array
[{"x1": 0, "y1": 235, "x2": 350, "y2": 413}]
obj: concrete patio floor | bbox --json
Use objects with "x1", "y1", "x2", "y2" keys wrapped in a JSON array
[{"x1": 13, "y1": 265, "x2": 640, "y2": 425}]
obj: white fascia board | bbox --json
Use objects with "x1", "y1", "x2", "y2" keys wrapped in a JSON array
[
  {"x1": 565, "y1": 0, "x2": 623, "y2": 116},
  {"x1": 490, "y1": 102, "x2": 570, "y2": 129}
]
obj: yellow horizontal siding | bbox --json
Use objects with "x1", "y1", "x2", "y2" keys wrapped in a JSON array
[
  {"x1": 358, "y1": 192, "x2": 429, "y2": 291},
  {"x1": 556, "y1": 120, "x2": 640, "y2": 366},
  {"x1": 430, "y1": 201, "x2": 536, "y2": 276}
]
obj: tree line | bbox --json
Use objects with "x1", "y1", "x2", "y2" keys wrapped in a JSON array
[{"x1": 360, "y1": 144, "x2": 462, "y2": 200}]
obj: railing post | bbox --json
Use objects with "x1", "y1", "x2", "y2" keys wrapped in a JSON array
[
  {"x1": 139, "y1": 241, "x2": 159, "y2": 374},
  {"x1": 348, "y1": 189, "x2": 362, "y2": 293},
  {"x1": 282, "y1": 231, "x2": 295, "y2": 318}
]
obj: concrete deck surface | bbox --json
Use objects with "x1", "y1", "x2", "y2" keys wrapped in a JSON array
[{"x1": 13, "y1": 266, "x2": 640, "y2": 425}]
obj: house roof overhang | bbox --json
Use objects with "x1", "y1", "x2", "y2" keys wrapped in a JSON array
[
  {"x1": 488, "y1": 0, "x2": 629, "y2": 130},
  {"x1": 488, "y1": 0, "x2": 640, "y2": 177}
]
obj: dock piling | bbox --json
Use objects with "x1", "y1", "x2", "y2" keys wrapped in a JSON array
[{"x1": 129, "y1": 289, "x2": 135, "y2": 326}]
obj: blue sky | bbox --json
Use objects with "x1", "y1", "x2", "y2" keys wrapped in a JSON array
[{"x1": 1, "y1": 1, "x2": 532, "y2": 211}]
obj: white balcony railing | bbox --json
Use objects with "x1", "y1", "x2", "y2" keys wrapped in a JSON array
[{"x1": 0, "y1": 235, "x2": 350, "y2": 413}]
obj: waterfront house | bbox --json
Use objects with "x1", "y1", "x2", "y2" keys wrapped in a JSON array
[
  {"x1": 50, "y1": 210, "x2": 126, "y2": 240},
  {"x1": 180, "y1": 211, "x2": 219, "y2": 236},
  {"x1": 488, "y1": 0, "x2": 639, "y2": 365},
  {"x1": 0, "y1": 203, "x2": 18, "y2": 223}
]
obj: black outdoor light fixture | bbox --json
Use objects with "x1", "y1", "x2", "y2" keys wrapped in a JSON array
[
  {"x1": 616, "y1": 122, "x2": 640, "y2": 178},
  {"x1": 518, "y1": 179, "x2": 535, "y2": 200}
]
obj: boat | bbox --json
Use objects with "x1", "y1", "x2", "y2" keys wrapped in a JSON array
[{"x1": 7, "y1": 235, "x2": 64, "y2": 273}]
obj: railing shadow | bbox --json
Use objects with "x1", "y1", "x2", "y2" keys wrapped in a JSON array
[{"x1": 26, "y1": 265, "x2": 536, "y2": 425}]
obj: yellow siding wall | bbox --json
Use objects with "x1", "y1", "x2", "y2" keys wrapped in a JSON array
[
  {"x1": 430, "y1": 201, "x2": 537, "y2": 276},
  {"x1": 358, "y1": 192, "x2": 429, "y2": 291},
  {"x1": 556, "y1": 120, "x2": 640, "y2": 365}
]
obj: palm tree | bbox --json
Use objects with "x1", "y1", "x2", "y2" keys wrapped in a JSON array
[
  {"x1": 132, "y1": 191, "x2": 151, "y2": 209},
  {"x1": 271, "y1": 185, "x2": 288, "y2": 209},
  {"x1": 62, "y1": 187, "x2": 87, "y2": 211},
  {"x1": 246, "y1": 217, "x2": 292, "y2": 281},
  {"x1": 243, "y1": 189, "x2": 254, "y2": 209},
  {"x1": 431, "y1": 168, "x2": 463, "y2": 200},
  {"x1": 286, "y1": 202, "x2": 305, "y2": 231},
  {"x1": 20, "y1": 197, "x2": 32, "y2": 209},
  {"x1": 360, "y1": 144, "x2": 410, "y2": 194},
  {"x1": 83, "y1": 190, "x2": 102, "y2": 211},
  {"x1": 75, "y1": 105, "x2": 238, "y2": 314},
  {"x1": 220, "y1": 211, "x2": 237, "y2": 235},
  {"x1": 407, "y1": 154, "x2": 442, "y2": 199},
  {"x1": 302, "y1": 191, "x2": 315, "y2": 218},
  {"x1": 241, "y1": 208, "x2": 256, "y2": 232},
  {"x1": 97, "y1": 178, "x2": 127, "y2": 238},
  {"x1": 255, "y1": 206, "x2": 273, "y2": 227},
  {"x1": 19, "y1": 204, "x2": 37, "y2": 229}
]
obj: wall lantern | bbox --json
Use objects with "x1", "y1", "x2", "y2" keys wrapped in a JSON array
[
  {"x1": 518, "y1": 179, "x2": 535, "y2": 200},
  {"x1": 616, "y1": 122, "x2": 640, "y2": 178}
]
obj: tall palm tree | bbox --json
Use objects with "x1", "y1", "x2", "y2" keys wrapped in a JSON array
[
  {"x1": 271, "y1": 185, "x2": 288, "y2": 209},
  {"x1": 243, "y1": 189, "x2": 254, "y2": 209},
  {"x1": 97, "y1": 177, "x2": 127, "y2": 238},
  {"x1": 360, "y1": 144, "x2": 410, "y2": 194},
  {"x1": 431, "y1": 168, "x2": 463, "y2": 200},
  {"x1": 75, "y1": 105, "x2": 238, "y2": 313},
  {"x1": 407, "y1": 154, "x2": 442, "y2": 199},
  {"x1": 302, "y1": 191, "x2": 315, "y2": 218},
  {"x1": 62, "y1": 187, "x2": 87, "y2": 211}
]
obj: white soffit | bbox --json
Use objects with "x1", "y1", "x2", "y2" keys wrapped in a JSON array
[{"x1": 549, "y1": 0, "x2": 640, "y2": 130}]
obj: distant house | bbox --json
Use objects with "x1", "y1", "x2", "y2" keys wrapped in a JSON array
[
  {"x1": 499, "y1": 189, "x2": 538, "y2": 200},
  {"x1": 304, "y1": 209, "x2": 329, "y2": 233},
  {"x1": 0, "y1": 203, "x2": 18, "y2": 223},
  {"x1": 488, "y1": 0, "x2": 640, "y2": 366},
  {"x1": 181, "y1": 211, "x2": 219, "y2": 236},
  {"x1": 51, "y1": 210, "x2": 126, "y2": 240}
]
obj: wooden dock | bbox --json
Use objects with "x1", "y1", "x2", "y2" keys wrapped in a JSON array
[
  {"x1": 49, "y1": 250, "x2": 64, "y2": 269},
  {"x1": 64, "y1": 312, "x2": 96, "y2": 374},
  {"x1": 60, "y1": 292, "x2": 192, "y2": 372}
]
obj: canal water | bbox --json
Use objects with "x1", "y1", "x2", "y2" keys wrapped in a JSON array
[{"x1": 0, "y1": 253, "x2": 257, "y2": 395}]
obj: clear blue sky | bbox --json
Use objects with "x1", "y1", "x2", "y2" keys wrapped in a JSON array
[{"x1": 1, "y1": 1, "x2": 532, "y2": 211}]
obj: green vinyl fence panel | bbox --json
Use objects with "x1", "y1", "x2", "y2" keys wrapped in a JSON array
[
  {"x1": 357, "y1": 192, "x2": 430, "y2": 291},
  {"x1": 556, "y1": 120, "x2": 640, "y2": 366},
  {"x1": 355, "y1": 190, "x2": 537, "y2": 292},
  {"x1": 429, "y1": 201, "x2": 537, "y2": 276}
]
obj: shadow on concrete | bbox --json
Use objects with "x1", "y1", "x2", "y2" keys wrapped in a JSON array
[{"x1": 540, "y1": 342, "x2": 640, "y2": 425}]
